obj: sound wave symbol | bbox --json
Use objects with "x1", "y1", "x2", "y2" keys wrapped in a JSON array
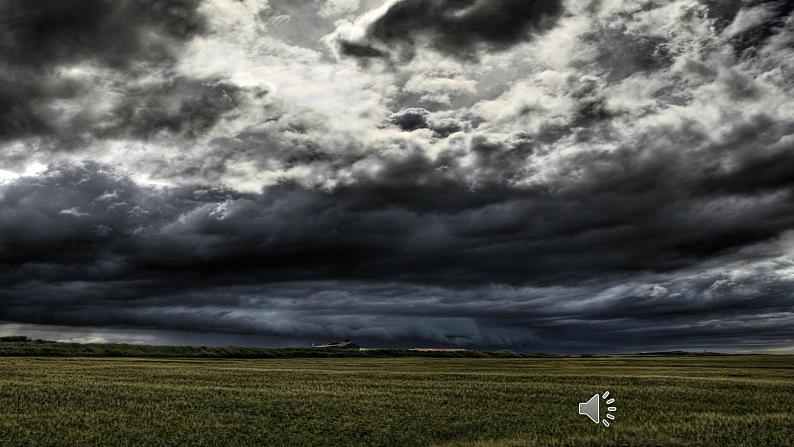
[{"x1": 601, "y1": 391, "x2": 616, "y2": 427}]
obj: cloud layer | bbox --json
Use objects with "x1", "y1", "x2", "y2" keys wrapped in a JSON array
[{"x1": 1, "y1": 0, "x2": 793, "y2": 351}]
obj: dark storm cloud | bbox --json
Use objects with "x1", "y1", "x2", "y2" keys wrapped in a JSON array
[
  {"x1": 584, "y1": 25, "x2": 673, "y2": 82},
  {"x1": 2, "y1": 131, "x2": 794, "y2": 349},
  {"x1": 0, "y1": 0, "x2": 205, "y2": 69},
  {"x1": 101, "y1": 77, "x2": 241, "y2": 140},
  {"x1": 0, "y1": 0, "x2": 204, "y2": 67},
  {"x1": 704, "y1": 0, "x2": 794, "y2": 54},
  {"x1": 339, "y1": 0, "x2": 564, "y2": 60},
  {"x1": 339, "y1": 40, "x2": 389, "y2": 58},
  {"x1": 729, "y1": 2, "x2": 794, "y2": 55},
  {"x1": 702, "y1": 0, "x2": 744, "y2": 29},
  {"x1": 0, "y1": 72, "x2": 66, "y2": 141},
  {"x1": 0, "y1": 0, "x2": 240, "y2": 144},
  {"x1": 387, "y1": 108, "x2": 466, "y2": 136},
  {"x1": 388, "y1": 108, "x2": 432, "y2": 131}
]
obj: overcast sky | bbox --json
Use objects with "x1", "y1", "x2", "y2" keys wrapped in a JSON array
[{"x1": 1, "y1": 0, "x2": 793, "y2": 352}]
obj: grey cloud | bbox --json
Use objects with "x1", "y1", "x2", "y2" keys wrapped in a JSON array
[
  {"x1": 388, "y1": 108, "x2": 431, "y2": 131},
  {"x1": 387, "y1": 108, "x2": 467, "y2": 136},
  {"x1": 262, "y1": 0, "x2": 363, "y2": 53},
  {"x1": 0, "y1": 0, "x2": 205, "y2": 69},
  {"x1": 0, "y1": 0, "x2": 240, "y2": 145},
  {"x1": 339, "y1": 40, "x2": 389, "y2": 58},
  {"x1": 339, "y1": 0, "x2": 564, "y2": 60},
  {"x1": 712, "y1": 0, "x2": 794, "y2": 55},
  {"x1": 101, "y1": 77, "x2": 242, "y2": 140},
  {"x1": 585, "y1": 24, "x2": 674, "y2": 82}
]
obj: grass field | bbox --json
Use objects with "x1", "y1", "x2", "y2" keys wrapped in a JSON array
[{"x1": 0, "y1": 356, "x2": 792, "y2": 446}]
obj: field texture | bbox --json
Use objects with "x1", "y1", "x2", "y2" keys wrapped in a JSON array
[{"x1": 0, "y1": 356, "x2": 792, "y2": 446}]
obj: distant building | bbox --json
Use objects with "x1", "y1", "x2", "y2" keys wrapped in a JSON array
[{"x1": 312, "y1": 339, "x2": 360, "y2": 350}]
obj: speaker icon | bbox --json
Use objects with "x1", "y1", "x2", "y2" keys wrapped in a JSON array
[{"x1": 578, "y1": 391, "x2": 616, "y2": 427}]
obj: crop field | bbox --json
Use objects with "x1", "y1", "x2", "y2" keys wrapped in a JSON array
[{"x1": 0, "y1": 356, "x2": 792, "y2": 446}]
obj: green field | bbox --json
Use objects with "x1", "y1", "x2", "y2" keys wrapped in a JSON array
[{"x1": 0, "y1": 356, "x2": 792, "y2": 446}]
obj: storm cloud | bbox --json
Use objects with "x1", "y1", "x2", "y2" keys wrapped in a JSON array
[
  {"x1": 337, "y1": 0, "x2": 564, "y2": 60},
  {"x1": 1, "y1": 0, "x2": 794, "y2": 352},
  {"x1": 0, "y1": 0, "x2": 239, "y2": 145}
]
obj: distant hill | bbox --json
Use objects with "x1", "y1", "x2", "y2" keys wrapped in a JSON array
[
  {"x1": 0, "y1": 339, "x2": 531, "y2": 359},
  {"x1": 0, "y1": 339, "x2": 749, "y2": 358}
]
